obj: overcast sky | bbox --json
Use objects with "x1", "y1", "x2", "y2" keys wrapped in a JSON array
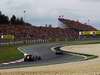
[{"x1": 0, "y1": 0, "x2": 100, "y2": 29}]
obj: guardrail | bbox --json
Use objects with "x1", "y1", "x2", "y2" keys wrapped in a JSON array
[{"x1": 0, "y1": 39, "x2": 48, "y2": 46}]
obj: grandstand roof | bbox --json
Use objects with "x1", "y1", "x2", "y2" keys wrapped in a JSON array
[{"x1": 58, "y1": 18, "x2": 97, "y2": 31}]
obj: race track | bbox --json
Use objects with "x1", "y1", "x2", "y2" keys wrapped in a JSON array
[
  {"x1": 0, "y1": 43, "x2": 85, "y2": 69},
  {"x1": 0, "y1": 44, "x2": 100, "y2": 75}
]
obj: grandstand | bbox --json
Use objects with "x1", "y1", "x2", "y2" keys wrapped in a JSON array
[
  {"x1": 58, "y1": 17, "x2": 100, "y2": 40},
  {"x1": 0, "y1": 16, "x2": 98, "y2": 44},
  {"x1": 58, "y1": 17, "x2": 97, "y2": 31}
]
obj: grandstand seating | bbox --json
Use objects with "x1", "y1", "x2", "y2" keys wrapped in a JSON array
[{"x1": 0, "y1": 24, "x2": 79, "y2": 41}]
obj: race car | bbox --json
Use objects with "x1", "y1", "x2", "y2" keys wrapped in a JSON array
[
  {"x1": 55, "y1": 50, "x2": 64, "y2": 55},
  {"x1": 24, "y1": 54, "x2": 42, "y2": 62},
  {"x1": 54, "y1": 47, "x2": 64, "y2": 55}
]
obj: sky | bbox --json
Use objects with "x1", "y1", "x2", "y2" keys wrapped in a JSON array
[{"x1": 0, "y1": 0, "x2": 100, "y2": 29}]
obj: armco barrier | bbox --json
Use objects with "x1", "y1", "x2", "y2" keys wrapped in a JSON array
[{"x1": 0, "y1": 39, "x2": 48, "y2": 46}]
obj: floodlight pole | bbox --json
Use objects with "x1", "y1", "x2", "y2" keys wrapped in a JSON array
[{"x1": 23, "y1": 10, "x2": 27, "y2": 44}]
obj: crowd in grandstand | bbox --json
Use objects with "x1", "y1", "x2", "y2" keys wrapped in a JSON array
[{"x1": 0, "y1": 24, "x2": 79, "y2": 41}]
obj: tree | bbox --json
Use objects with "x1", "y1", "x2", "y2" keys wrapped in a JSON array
[
  {"x1": 15, "y1": 17, "x2": 24, "y2": 24},
  {"x1": 19, "y1": 17, "x2": 24, "y2": 24},
  {"x1": 0, "y1": 11, "x2": 9, "y2": 24},
  {"x1": 3, "y1": 15, "x2": 9, "y2": 24},
  {"x1": 0, "y1": 11, "x2": 28, "y2": 25},
  {"x1": 10, "y1": 15, "x2": 16, "y2": 24}
]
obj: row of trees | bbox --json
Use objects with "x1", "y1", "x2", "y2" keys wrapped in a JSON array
[{"x1": 0, "y1": 11, "x2": 25, "y2": 25}]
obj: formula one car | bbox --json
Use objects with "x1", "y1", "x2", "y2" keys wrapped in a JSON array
[
  {"x1": 55, "y1": 50, "x2": 64, "y2": 55},
  {"x1": 24, "y1": 54, "x2": 41, "y2": 62}
]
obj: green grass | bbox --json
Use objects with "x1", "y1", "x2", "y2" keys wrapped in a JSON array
[{"x1": 0, "y1": 45, "x2": 24, "y2": 63}]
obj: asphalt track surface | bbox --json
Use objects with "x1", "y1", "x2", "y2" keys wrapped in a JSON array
[{"x1": 0, "y1": 43, "x2": 85, "y2": 69}]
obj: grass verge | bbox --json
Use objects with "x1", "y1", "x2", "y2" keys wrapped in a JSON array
[{"x1": 0, "y1": 45, "x2": 24, "y2": 63}]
